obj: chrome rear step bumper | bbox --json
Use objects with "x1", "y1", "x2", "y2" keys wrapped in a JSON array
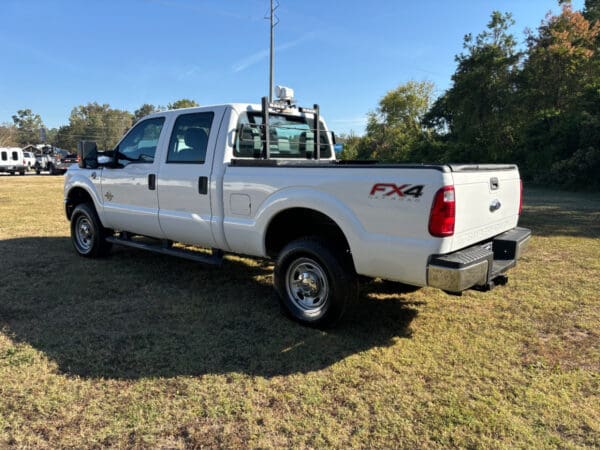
[{"x1": 427, "y1": 227, "x2": 531, "y2": 294}]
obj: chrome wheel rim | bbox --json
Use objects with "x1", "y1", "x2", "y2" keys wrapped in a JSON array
[
  {"x1": 285, "y1": 257, "x2": 329, "y2": 313},
  {"x1": 75, "y1": 216, "x2": 94, "y2": 252}
]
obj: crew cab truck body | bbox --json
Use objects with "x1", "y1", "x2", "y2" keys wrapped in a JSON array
[{"x1": 64, "y1": 99, "x2": 530, "y2": 327}]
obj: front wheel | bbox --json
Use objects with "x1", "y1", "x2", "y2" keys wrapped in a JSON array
[
  {"x1": 70, "y1": 203, "x2": 112, "y2": 257},
  {"x1": 274, "y1": 237, "x2": 358, "y2": 328}
]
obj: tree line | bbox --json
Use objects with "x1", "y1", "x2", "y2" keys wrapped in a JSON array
[
  {"x1": 0, "y1": 99, "x2": 198, "y2": 151},
  {"x1": 341, "y1": 0, "x2": 600, "y2": 190},
  {"x1": 1, "y1": 1, "x2": 598, "y2": 190}
]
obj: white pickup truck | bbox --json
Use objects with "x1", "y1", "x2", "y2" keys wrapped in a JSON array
[{"x1": 64, "y1": 95, "x2": 530, "y2": 327}]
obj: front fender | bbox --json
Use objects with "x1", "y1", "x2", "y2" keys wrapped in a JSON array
[{"x1": 64, "y1": 169, "x2": 104, "y2": 222}]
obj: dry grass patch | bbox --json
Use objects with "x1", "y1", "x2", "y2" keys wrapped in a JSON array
[{"x1": 0, "y1": 176, "x2": 599, "y2": 448}]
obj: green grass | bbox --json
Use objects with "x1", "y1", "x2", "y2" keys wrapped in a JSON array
[{"x1": 0, "y1": 176, "x2": 599, "y2": 448}]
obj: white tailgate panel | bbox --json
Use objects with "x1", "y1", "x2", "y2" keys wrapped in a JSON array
[{"x1": 451, "y1": 169, "x2": 520, "y2": 251}]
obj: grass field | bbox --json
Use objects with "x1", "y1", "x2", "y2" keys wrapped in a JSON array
[{"x1": 0, "y1": 175, "x2": 598, "y2": 448}]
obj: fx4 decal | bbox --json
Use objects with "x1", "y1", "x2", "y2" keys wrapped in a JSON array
[{"x1": 369, "y1": 183, "x2": 425, "y2": 200}]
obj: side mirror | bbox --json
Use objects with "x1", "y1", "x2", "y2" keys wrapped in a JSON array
[
  {"x1": 77, "y1": 141, "x2": 98, "y2": 168},
  {"x1": 97, "y1": 155, "x2": 112, "y2": 165}
]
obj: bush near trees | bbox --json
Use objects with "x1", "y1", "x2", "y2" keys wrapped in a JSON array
[{"x1": 344, "y1": 1, "x2": 600, "y2": 190}]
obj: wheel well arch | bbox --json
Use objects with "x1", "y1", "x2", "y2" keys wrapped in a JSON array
[
  {"x1": 66, "y1": 187, "x2": 94, "y2": 220},
  {"x1": 264, "y1": 207, "x2": 352, "y2": 259}
]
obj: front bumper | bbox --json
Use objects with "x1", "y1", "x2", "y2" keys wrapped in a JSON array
[{"x1": 427, "y1": 227, "x2": 531, "y2": 293}]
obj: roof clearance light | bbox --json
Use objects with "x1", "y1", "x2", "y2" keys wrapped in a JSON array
[{"x1": 275, "y1": 85, "x2": 294, "y2": 101}]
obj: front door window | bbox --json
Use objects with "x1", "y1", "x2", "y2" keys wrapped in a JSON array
[{"x1": 116, "y1": 117, "x2": 165, "y2": 165}]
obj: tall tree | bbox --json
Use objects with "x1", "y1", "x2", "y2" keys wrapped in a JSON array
[
  {"x1": 356, "y1": 81, "x2": 435, "y2": 162},
  {"x1": 584, "y1": 0, "x2": 600, "y2": 23},
  {"x1": 425, "y1": 12, "x2": 521, "y2": 163},
  {"x1": 11, "y1": 109, "x2": 44, "y2": 146},
  {"x1": 518, "y1": 3, "x2": 600, "y2": 186},
  {"x1": 56, "y1": 103, "x2": 133, "y2": 151},
  {"x1": 167, "y1": 99, "x2": 199, "y2": 110},
  {"x1": 133, "y1": 104, "x2": 158, "y2": 122}
]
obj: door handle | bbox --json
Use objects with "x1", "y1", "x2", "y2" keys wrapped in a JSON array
[
  {"x1": 148, "y1": 173, "x2": 156, "y2": 190},
  {"x1": 198, "y1": 176, "x2": 208, "y2": 195}
]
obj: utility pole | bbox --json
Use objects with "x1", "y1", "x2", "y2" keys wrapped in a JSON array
[{"x1": 268, "y1": 0, "x2": 279, "y2": 102}]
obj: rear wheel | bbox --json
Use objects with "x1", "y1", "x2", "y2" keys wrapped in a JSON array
[
  {"x1": 70, "y1": 203, "x2": 112, "y2": 257},
  {"x1": 274, "y1": 237, "x2": 357, "y2": 328}
]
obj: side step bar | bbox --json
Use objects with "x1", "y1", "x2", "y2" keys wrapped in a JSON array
[{"x1": 106, "y1": 234, "x2": 223, "y2": 266}]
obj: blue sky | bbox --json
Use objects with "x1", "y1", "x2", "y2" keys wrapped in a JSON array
[{"x1": 0, "y1": 0, "x2": 584, "y2": 135}]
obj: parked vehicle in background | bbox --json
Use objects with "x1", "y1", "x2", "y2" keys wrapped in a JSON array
[
  {"x1": 54, "y1": 153, "x2": 78, "y2": 175},
  {"x1": 0, "y1": 147, "x2": 26, "y2": 175},
  {"x1": 23, "y1": 151, "x2": 36, "y2": 171},
  {"x1": 34, "y1": 147, "x2": 54, "y2": 174},
  {"x1": 34, "y1": 146, "x2": 72, "y2": 175}
]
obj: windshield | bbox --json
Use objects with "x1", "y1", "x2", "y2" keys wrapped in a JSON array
[{"x1": 235, "y1": 112, "x2": 333, "y2": 159}]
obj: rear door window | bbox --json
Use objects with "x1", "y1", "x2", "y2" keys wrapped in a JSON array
[{"x1": 166, "y1": 112, "x2": 214, "y2": 164}]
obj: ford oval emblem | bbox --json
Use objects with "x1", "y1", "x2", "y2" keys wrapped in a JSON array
[{"x1": 490, "y1": 199, "x2": 501, "y2": 212}]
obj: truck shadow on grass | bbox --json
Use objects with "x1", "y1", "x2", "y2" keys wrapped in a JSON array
[{"x1": 0, "y1": 237, "x2": 419, "y2": 379}]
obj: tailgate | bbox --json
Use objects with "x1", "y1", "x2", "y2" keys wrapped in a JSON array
[{"x1": 449, "y1": 165, "x2": 521, "y2": 251}]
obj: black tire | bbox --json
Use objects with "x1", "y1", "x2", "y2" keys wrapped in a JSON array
[
  {"x1": 19, "y1": 170, "x2": 25, "y2": 176},
  {"x1": 274, "y1": 237, "x2": 358, "y2": 328},
  {"x1": 48, "y1": 163, "x2": 55, "y2": 175},
  {"x1": 70, "y1": 203, "x2": 112, "y2": 257}
]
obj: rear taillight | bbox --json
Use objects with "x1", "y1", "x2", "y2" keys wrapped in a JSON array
[
  {"x1": 518, "y1": 180, "x2": 523, "y2": 216},
  {"x1": 429, "y1": 186, "x2": 456, "y2": 237}
]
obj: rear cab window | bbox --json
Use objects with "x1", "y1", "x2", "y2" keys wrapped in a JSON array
[{"x1": 234, "y1": 112, "x2": 332, "y2": 159}]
